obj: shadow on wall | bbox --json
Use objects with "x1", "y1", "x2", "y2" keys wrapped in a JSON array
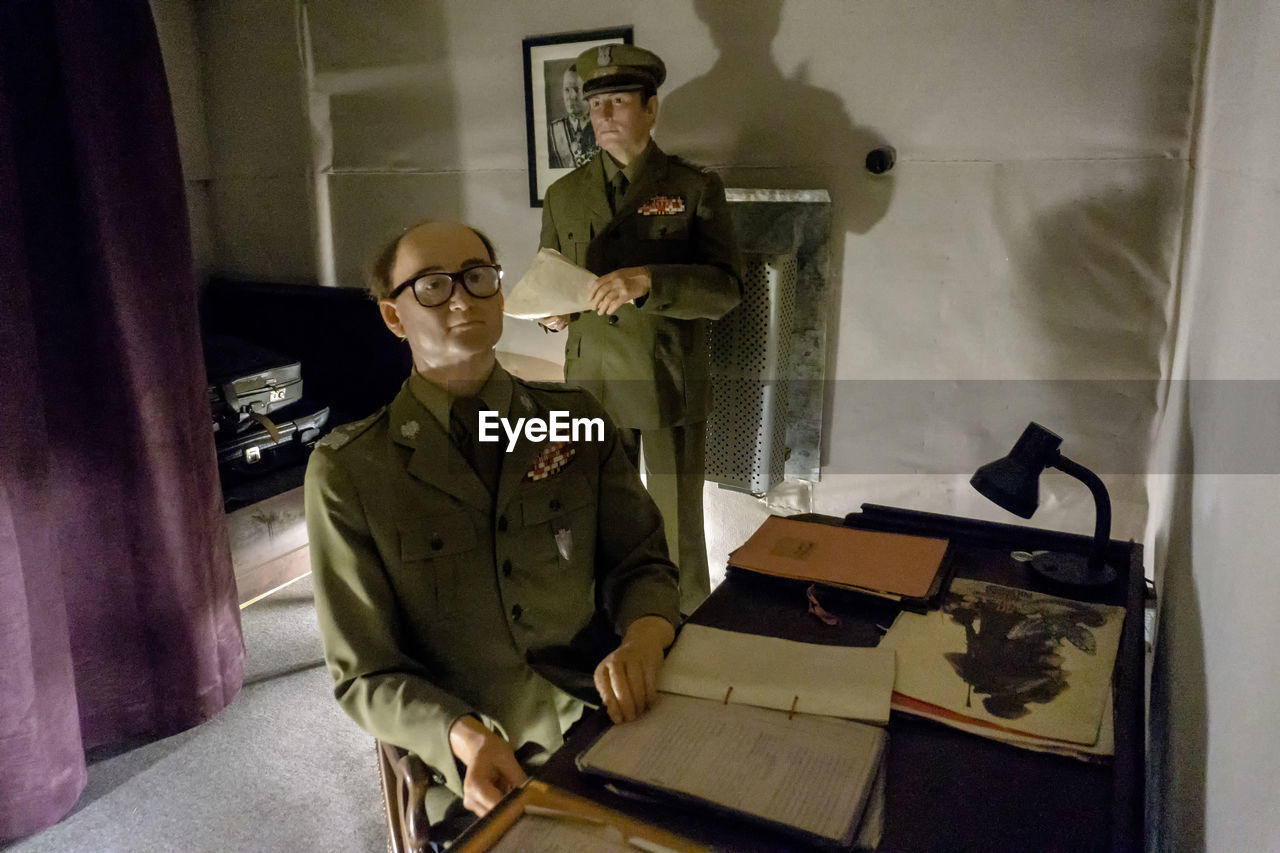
[
  {"x1": 971, "y1": 176, "x2": 1179, "y2": 476},
  {"x1": 1146, "y1": 393, "x2": 1206, "y2": 850},
  {"x1": 657, "y1": 0, "x2": 896, "y2": 402},
  {"x1": 1016, "y1": 177, "x2": 1174, "y2": 381},
  {"x1": 660, "y1": 0, "x2": 893, "y2": 234}
]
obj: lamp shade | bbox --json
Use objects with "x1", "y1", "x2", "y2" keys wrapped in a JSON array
[{"x1": 969, "y1": 423, "x2": 1063, "y2": 519}]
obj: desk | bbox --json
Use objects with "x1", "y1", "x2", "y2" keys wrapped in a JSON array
[{"x1": 465, "y1": 504, "x2": 1146, "y2": 852}]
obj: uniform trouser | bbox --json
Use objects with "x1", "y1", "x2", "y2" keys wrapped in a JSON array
[{"x1": 617, "y1": 421, "x2": 709, "y2": 616}]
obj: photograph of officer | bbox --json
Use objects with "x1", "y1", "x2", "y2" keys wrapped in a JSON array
[
  {"x1": 547, "y1": 62, "x2": 595, "y2": 168},
  {"x1": 538, "y1": 43, "x2": 742, "y2": 615},
  {"x1": 304, "y1": 220, "x2": 679, "y2": 825}
]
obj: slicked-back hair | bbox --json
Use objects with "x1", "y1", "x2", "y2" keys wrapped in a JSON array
[{"x1": 365, "y1": 220, "x2": 498, "y2": 301}]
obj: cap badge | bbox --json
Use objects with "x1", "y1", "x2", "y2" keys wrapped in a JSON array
[{"x1": 597, "y1": 45, "x2": 612, "y2": 65}]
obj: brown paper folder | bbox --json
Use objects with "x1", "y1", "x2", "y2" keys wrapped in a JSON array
[{"x1": 728, "y1": 515, "x2": 950, "y2": 603}]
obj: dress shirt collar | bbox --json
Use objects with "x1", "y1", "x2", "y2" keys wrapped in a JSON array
[
  {"x1": 602, "y1": 137, "x2": 655, "y2": 186},
  {"x1": 408, "y1": 362, "x2": 513, "y2": 432}
]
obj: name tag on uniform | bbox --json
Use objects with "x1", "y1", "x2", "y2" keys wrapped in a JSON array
[{"x1": 638, "y1": 195, "x2": 686, "y2": 215}]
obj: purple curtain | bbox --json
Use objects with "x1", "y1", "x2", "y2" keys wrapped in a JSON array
[{"x1": 1, "y1": 0, "x2": 244, "y2": 840}]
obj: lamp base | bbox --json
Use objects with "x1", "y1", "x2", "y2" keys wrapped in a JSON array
[{"x1": 1028, "y1": 551, "x2": 1117, "y2": 589}]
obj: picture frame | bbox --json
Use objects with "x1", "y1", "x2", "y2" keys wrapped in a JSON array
[{"x1": 522, "y1": 26, "x2": 632, "y2": 207}]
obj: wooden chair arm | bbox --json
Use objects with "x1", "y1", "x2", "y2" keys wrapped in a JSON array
[{"x1": 377, "y1": 740, "x2": 439, "y2": 853}]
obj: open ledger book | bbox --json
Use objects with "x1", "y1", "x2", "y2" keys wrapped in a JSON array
[{"x1": 576, "y1": 626, "x2": 894, "y2": 848}]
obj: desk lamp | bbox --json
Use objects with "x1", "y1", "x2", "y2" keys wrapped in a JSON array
[{"x1": 970, "y1": 421, "x2": 1117, "y2": 587}]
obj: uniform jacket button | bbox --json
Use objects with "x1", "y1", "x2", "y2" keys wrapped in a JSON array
[
  {"x1": 511, "y1": 604, "x2": 523, "y2": 620},
  {"x1": 502, "y1": 559, "x2": 513, "y2": 577},
  {"x1": 549, "y1": 498, "x2": 561, "y2": 512},
  {"x1": 497, "y1": 515, "x2": 508, "y2": 532},
  {"x1": 608, "y1": 315, "x2": 620, "y2": 326},
  {"x1": 430, "y1": 536, "x2": 443, "y2": 551}
]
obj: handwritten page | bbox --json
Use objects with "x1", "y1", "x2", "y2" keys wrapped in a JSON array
[
  {"x1": 503, "y1": 248, "x2": 598, "y2": 319},
  {"x1": 488, "y1": 814, "x2": 637, "y2": 853},
  {"x1": 657, "y1": 624, "x2": 895, "y2": 724},
  {"x1": 577, "y1": 693, "x2": 886, "y2": 845},
  {"x1": 854, "y1": 757, "x2": 887, "y2": 850}
]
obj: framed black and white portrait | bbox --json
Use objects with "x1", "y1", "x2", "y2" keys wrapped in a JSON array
[{"x1": 522, "y1": 27, "x2": 632, "y2": 207}]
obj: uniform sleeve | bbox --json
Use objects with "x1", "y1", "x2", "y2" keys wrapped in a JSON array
[
  {"x1": 581, "y1": 396, "x2": 682, "y2": 633},
  {"x1": 538, "y1": 188, "x2": 562, "y2": 252},
  {"x1": 304, "y1": 446, "x2": 478, "y2": 795},
  {"x1": 641, "y1": 169, "x2": 742, "y2": 321}
]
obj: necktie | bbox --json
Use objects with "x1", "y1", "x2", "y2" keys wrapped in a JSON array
[
  {"x1": 608, "y1": 172, "x2": 629, "y2": 214},
  {"x1": 449, "y1": 397, "x2": 501, "y2": 496}
]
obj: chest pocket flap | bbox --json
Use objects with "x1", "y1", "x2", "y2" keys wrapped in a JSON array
[
  {"x1": 635, "y1": 213, "x2": 690, "y2": 241},
  {"x1": 520, "y1": 471, "x2": 591, "y2": 526},
  {"x1": 400, "y1": 511, "x2": 477, "y2": 561}
]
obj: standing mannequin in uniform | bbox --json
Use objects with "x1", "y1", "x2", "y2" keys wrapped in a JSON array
[
  {"x1": 538, "y1": 44, "x2": 741, "y2": 615},
  {"x1": 305, "y1": 220, "x2": 679, "y2": 824}
]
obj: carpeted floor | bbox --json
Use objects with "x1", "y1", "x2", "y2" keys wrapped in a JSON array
[{"x1": 5, "y1": 576, "x2": 388, "y2": 853}]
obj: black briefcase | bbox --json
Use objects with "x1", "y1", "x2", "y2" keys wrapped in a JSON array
[
  {"x1": 215, "y1": 398, "x2": 330, "y2": 481},
  {"x1": 204, "y1": 335, "x2": 303, "y2": 436}
]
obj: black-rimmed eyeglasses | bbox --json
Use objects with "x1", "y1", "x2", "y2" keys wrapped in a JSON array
[{"x1": 389, "y1": 264, "x2": 503, "y2": 308}]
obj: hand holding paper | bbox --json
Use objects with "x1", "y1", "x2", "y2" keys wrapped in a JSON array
[{"x1": 504, "y1": 248, "x2": 599, "y2": 319}]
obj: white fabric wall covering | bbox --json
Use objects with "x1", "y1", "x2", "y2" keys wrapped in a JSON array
[
  {"x1": 197, "y1": 2, "x2": 1280, "y2": 841},
  {"x1": 1148, "y1": 0, "x2": 1280, "y2": 848}
]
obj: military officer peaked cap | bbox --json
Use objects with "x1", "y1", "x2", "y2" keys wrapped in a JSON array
[{"x1": 576, "y1": 43, "x2": 666, "y2": 96}]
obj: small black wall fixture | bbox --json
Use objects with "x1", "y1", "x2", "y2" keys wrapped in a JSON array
[
  {"x1": 970, "y1": 422, "x2": 1117, "y2": 588},
  {"x1": 865, "y1": 147, "x2": 895, "y2": 174}
]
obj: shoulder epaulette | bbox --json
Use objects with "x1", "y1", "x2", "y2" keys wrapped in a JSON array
[
  {"x1": 313, "y1": 407, "x2": 385, "y2": 451},
  {"x1": 515, "y1": 376, "x2": 584, "y2": 394},
  {"x1": 669, "y1": 154, "x2": 714, "y2": 174}
]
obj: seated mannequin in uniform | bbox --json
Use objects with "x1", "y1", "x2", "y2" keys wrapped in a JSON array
[{"x1": 305, "y1": 220, "x2": 679, "y2": 824}]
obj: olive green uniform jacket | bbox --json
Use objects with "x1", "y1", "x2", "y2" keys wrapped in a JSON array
[
  {"x1": 539, "y1": 142, "x2": 741, "y2": 429},
  {"x1": 304, "y1": 367, "x2": 680, "y2": 797}
]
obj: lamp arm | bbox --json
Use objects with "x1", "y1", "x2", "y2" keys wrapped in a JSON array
[{"x1": 1049, "y1": 452, "x2": 1112, "y2": 571}]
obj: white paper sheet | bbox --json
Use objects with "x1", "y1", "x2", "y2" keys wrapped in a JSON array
[
  {"x1": 503, "y1": 248, "x2": 598, "y2": 319},
  {"x1": 657, "y1": 624, "x2": 895, "y2": 724}
]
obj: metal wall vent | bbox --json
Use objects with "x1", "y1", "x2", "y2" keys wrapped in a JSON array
[{"x1": 706, "y1": 252, "x2": 797, "y2": 495}]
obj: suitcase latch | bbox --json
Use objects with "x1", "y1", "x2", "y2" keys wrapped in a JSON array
[{"x1": 245, "y1": 446, "x2": 262, "y2": 464}]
